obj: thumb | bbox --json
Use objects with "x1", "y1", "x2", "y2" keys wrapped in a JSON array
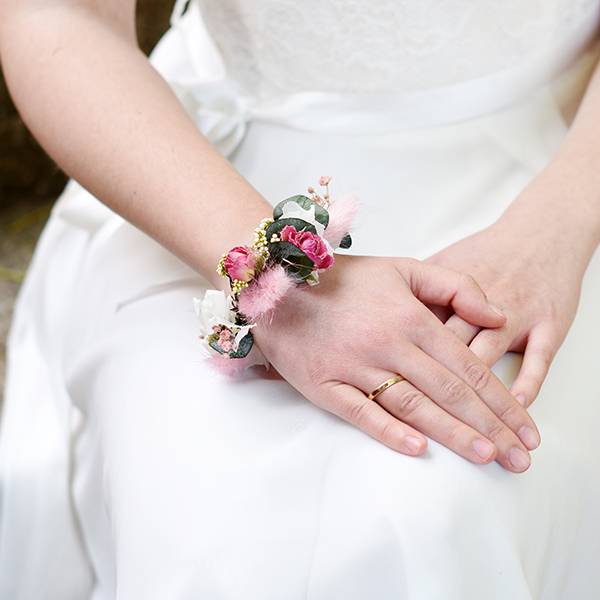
[{"x1": 402, "y1": 260, "x2": 506, "y2": 328}]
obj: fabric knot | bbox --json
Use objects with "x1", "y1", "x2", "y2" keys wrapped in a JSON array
[{"x1": 189, "y1": 80, "x2": 251, "y2": 157}]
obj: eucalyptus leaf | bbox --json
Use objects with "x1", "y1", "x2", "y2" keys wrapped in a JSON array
[
  {"x1": 208, "y1": 338, "x2": 226, "y2": 355},
  {"x1": 267, "y1": 240, "x2": 314, "y2": 281},
  {"x1": 230, "y1": 330, "x2": 254, "y2": 358},
  {"x1": 339, "y1": 233, "x2": 352, "y2": 249},
  {"x1": 273, "y1": 194, "x2": 329, "y2": 228},
  {"x1": 267, "y1": 240, "x2": 312, "y2": 265}
]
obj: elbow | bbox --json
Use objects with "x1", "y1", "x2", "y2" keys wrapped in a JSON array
[{"x1": 0, "y1": 2, "x2": 137, "y2": 68}]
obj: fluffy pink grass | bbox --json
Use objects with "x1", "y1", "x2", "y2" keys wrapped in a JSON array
[
  {"x1": 208, "y1": 353, "x2": 257, "y2": 377},
  {"x1": 208, "y1": 344, "x2": 270, "y2": 377},
  {"x1": 238, "y1": 264, "x2": 294, "y2": 322},
  {"x1": 323, "y1": 193, "x2": 360, "y2": 248}
]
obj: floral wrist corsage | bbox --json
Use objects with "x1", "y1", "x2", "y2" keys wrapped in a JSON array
[{"x1": 193, "y1": 176, "x2": 359, "y2": 376}]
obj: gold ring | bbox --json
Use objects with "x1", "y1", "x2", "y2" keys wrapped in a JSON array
[{"x1": 367, "y1": 374, "x2": 405, "y2": 401}]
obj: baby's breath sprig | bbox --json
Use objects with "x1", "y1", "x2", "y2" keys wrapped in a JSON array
[
  {"x1": 199, "y1": 175, "x2": 355, "y2": 368},
  {"x1": 231, "y1": 279, "x2": 250, "y2": 295},
  {"x1": 216, "y1": 253, "x2": 228, "y2": 277},
  {"x1": 307, "y1": 175, "x2": 332, "y2": 209},
  {"x1": 252, "y1": 216, "x2": 274, "y2": 258}
]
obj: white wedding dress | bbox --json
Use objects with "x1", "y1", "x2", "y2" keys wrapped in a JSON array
[{"x1": 2, "y1": 1, "x2": 600, "y2": 598}]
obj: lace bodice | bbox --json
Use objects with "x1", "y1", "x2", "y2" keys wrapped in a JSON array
[{"x1": 195, "y1": 0, "x2": 600, "y2": 98}]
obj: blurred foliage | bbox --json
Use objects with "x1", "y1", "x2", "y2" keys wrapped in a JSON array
[{"x1": 0, "y1": 0, "x2": 174, "y2": 207}]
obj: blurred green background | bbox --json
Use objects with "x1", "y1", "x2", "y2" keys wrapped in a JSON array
[{"x1": 0, "y1": 0, "x2": 173, "y2": 403}]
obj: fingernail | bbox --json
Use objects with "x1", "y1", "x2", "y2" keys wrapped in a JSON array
[
  {"x1": 518, "y1": 425, "x2": 540, "y2": 450},
  {"x1": 515, "y1": 393, "x2": 527, "y2": 406},
  {"x1": 472, "y1": 438, "x2": 495, "y2": 461},
  {"x1": 404, "y1": 436, "x2": 426, "y2": 454},
  {"x1": 508, "y1": 446, "x2": 530, "y2": 471},
  {"x1": 489, "y1": 304, "x2": 505, "y2": 318}
]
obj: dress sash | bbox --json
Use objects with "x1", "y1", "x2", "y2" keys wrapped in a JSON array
[
  {"x1": 55, "y1": 0, "x2": 600, "y2": 230},
  {"x1": 161, "y1": 0, "x2": 600, "y2": 155}
]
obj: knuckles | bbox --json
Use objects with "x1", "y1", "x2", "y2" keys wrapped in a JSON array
[
  {"x1": 497, "y1": 401, "x2": 522, "y2": 425},
  {"x1": 445, "y1": 424, "x2": 464, "y2": 446},
  {"x1": 461, "y1": 272, "x2": 480, "y2": 291},
  {"x1": 484, "y1": 419, "x2": 507, "y2": 442},
  {"x1": 440, "y1": 378, "x2": 471, "y2": 407},
  {"x1": 378, "y1": 420, "x2": 401, "y2": 447},
  {"x1": 394, "y1": 387, "x2": 426, "y2": 416},
  {"x1": 345, "y1": 397, "x2": 371, "y2": 426},
  {"x1": 463, "y1": 362, "x2": 491, "y2": 392}
]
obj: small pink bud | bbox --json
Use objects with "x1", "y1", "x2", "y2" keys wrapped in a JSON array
[
  {"x1": 222, "y1": 245, "x2": 257, "y2": 282},
  {"x1": 307, "y1": 186, "x2": 315, "y2": 194},
  {"x1": 318, "y1": 175, "x2": 331, "y2": 186},
  {"x1": 220, "y1": 339, "x2": 233, "y2": 352}
]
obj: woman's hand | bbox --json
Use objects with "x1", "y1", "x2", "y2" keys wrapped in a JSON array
[
  {"x1": 253, "y1": 255, "x2": 540, "y2": 472},
  {"x1": 425, "y1": 200, "x2": 589, "y2": 410}
]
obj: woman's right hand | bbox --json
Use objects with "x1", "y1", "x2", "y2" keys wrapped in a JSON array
[{"x1": 253, "y1": 254, "x2": 540, "y2": 473}]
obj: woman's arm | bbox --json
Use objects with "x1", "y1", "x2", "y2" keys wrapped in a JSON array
[
  {"x1": 0, "y1": 0, "x2": 540, "y2": 469},
  {"x1": 0, "y1": 0, "x2": 272, "y2": 287},
  {"x1": 501, "y1": 59, "x2": 600, "y2": 263},
  {"x1": 428, "y1": 51, "x2": 600, "y2": 407}
]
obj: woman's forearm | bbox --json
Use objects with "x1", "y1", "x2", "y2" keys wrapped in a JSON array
[
  {"x1": 500, "y1": 56, "x2": 600, "y2": 267},
  {"x1": 0, "y1": 2, "x2": 271, "y2": 288}
]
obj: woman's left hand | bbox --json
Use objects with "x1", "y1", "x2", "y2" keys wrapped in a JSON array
[{"x1": 425, "y1": 206, "x2": 589, "y2": 409}]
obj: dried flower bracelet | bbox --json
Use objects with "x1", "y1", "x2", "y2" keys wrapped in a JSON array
[{"x1": 193, "y1": 176, "x2": 359, "y2": 375}]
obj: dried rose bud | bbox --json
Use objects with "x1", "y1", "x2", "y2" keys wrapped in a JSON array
[{"x1": 222, "y1": 245, "x2": 257, "y2": 282}]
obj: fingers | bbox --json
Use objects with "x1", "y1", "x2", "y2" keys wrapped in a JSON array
[
  {"x1": 400, "y1": 260, "x2": 506, "y2": 329},
  {"x1": 321, "y1": 380, "x2": 428, "y2": 456},
  {"x1": 468, "y1": 327, "x2": 513, "y2": 368},
  {"x1": 403, "y1": 306, "x2": 541, "y2": 452},
  {"x1": 346, "y1": 366, "x2": 499, "y2": 466},
  {"x1": 510, "y1": 323, "x2": 557, "y2": 408},
  {"x1": 443, "y1": 313, "x2": 480, "y2": 345},
  {"x1": 445, "y1": 312, "x2": 513, "y2": 368},
  {"x1": 427, "y1": 304, "x2": 453, "y2": 324},
  {"x1": 375, "y1": 344, "x2": 534, "y2": 472}
]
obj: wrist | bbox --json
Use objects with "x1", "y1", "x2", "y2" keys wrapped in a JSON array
[
  {"x1": 197, "y1": 202, "x2": 274, "y2": 289},
  {"x1": 194, "y1": 177, "x2": 359, "y2": 375},
  {"x1": 499, "y1": 159, "x2": 600, "y2": 269}
]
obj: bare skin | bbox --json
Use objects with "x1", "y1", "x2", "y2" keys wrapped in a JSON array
[
  {"x1": 427, "y1": 147, "x2": 600, "y2": 409},
  {"x1": 2, "y1": 1, "x2": 599, "y2": 472}
]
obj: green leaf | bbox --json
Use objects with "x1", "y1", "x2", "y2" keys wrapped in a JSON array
[
  {"x1": 230, "y1": 330, "x2": 254, "y2": 358},
  {"x1": 338, "y1": 233, "x2": 352, "y2": 249},
  {"x1": 273, "y1": 195, "x2": 329, "y2": 228},
  {"x1": 267, "y1": 240, "x2": 312, "y2": 265},
  {"x1": 267, "y1": 240, "x2": 314, "y2": 281}
]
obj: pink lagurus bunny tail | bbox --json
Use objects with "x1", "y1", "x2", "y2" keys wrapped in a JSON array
[
  {"x1": 208, "y1": 353, "x2": 256, "y2": 377},
  {"x1": 237, "y1": 264, "x2": 295, "y2": 322},
  {"x1": 324, "y1": 193, "x2": 360, "y2": 248},
  {"x1": 208, "y1": 344, "x2": 270, "y2": 377}
]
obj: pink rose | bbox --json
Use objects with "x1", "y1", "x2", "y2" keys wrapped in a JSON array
[
  {"x1": 279, "y1": 225, "x2": 299, "y2": 245},
  {"x1": 280, "y1": 225, "x2": 334, "y2": 269},
  {"x1": 216, "y1": 327, "x2": 235, "y2": 352},
  {"x1": 223, "y1": 245, "x2": 257, "y2": 281}
]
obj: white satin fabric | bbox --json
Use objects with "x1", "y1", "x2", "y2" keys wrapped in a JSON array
[{"x1": 2, "y1": 2, "x2": 600, "y2": 599}]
